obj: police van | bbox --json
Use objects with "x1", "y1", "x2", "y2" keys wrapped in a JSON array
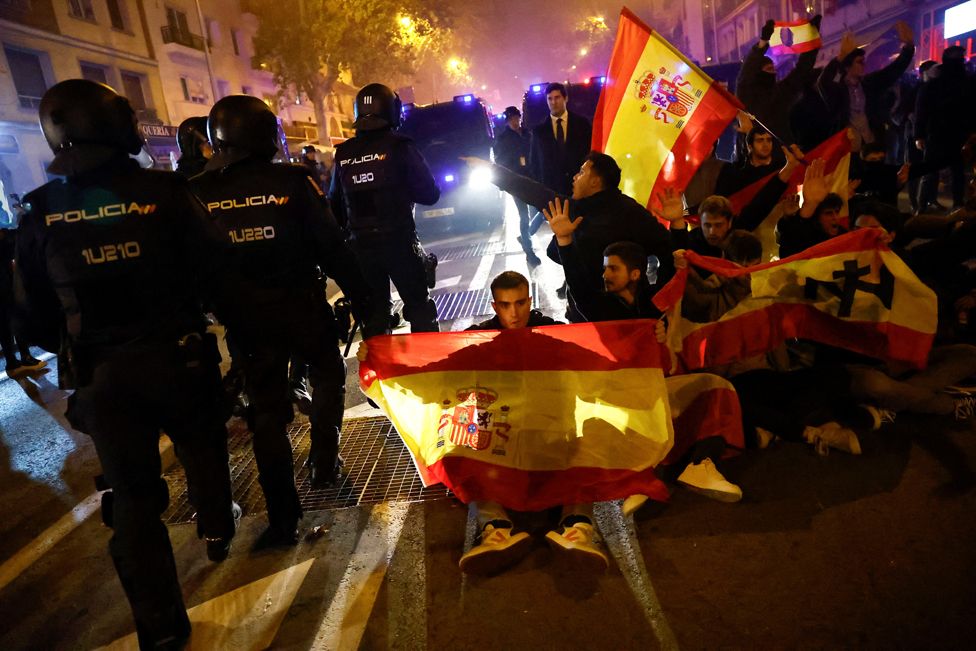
[{"x1": 398, "y1": 94, "x2": 504, "y2": 233}]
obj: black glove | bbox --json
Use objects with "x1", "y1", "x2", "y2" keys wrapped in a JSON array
[
  {"x1": 761, "y1": 19, "x2": 775, "y2": 42},
  {"x1": 810, "y1": 14, "x2": 822, "y2": 31}
]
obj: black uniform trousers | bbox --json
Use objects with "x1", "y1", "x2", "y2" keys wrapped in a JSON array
[
  {"x1": 352, "y1": 232, "x2": 438, "y2": 339},
  {"x1": 67, "y1": 338, "x2": 235, "y2": 650},
  {"x1": 236, "y1": 288, "x2": 345, "y2": 526}
]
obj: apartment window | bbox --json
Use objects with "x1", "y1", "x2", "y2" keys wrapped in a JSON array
[
  {"x1": 106, "y1": 0, "x2": 126, "y2": 30},
  {"x1": 120, "y1": 70, "x2": 147, "y2": 109},
  {"x1": 241, "y1": 85, "x2": 252, "y2": 95},
  {"x1": 3, "y1": 46, "x2": 48, "y2": 109},
  {"x1": 80, "y1": 61, "x2": 109, "y2": 85},
  {"x1": 205, "y1": 18, "x2": 221, "y2": 47},
  {"x1": 216, "y1": 79, "x2": 231, "y2": 99},
  {"x1": 231, "y1": 29, "x2": 241, "y2": 56},
  {"x1": 165, "y1": 6, "x2": 190, "y2": 39},
  {"x1": 180, "y1": 76, "x2": 207, "y2": 103},
  {"x1": 67, "y1": 0, "x2": 95, "y2": 21}
]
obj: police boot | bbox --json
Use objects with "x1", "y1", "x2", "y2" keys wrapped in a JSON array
[
  {"x1": 205, "y1": 501, "x2": 242, "y2": 562},
  {"x1": 307, "y1": 426, "x2": 346, "y2": 489}
]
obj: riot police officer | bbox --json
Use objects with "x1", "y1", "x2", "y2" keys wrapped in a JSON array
[
  {"x1": 190, "y1": 95, "x2": 370, "y2": 543},
  {"x1": 16, "y1": 79, "x2": 238, "y2": 650},
  {"x1": 329, "y1": 83, "x2": 440, "y2": 338},
  {"x1": 175, "y1": 115, "x2": 211, "y2": 177}
]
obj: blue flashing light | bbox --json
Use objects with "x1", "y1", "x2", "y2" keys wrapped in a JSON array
[
  {"x1": 444, "y1": 173, "x2": 455, "y2": 183},
  {"x1": 453, "y1": 93, "x2": 475, "y2": 103},
  {"x1": 598, "y1": 75, "x2": 606, "y2": 84},
  {"x1": 530, "y1": 84, "x2": 544, "y2": 93}
]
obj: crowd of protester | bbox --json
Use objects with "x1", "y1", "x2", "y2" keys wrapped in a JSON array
[{"x1": 454, "y1": 15, "x2": 976, "y2": 575}]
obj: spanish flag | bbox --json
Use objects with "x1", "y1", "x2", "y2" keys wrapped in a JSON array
[
  {"x1": 359, "y1": 321, "x2": 675, "y2": 511},
  {"x1": 593, "y1": 7, "x2": 743, "y2": 212},
  {"x1": 655, "y1": 229, "x2": 937, "y2": 371},
  {"x1": 769, "y1": 19, "x2": 823, "y2": 56}
]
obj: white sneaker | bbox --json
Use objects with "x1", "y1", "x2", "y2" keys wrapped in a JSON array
[
  {"x1": 622, "y1": 494, "x2": 648, "y2": 517},
  {"x1": 755, "y1": 427, "x2": 778, "y2": 449},
  {"x1": 861, "y1": 404, "x2": 896, "y2": 431},
  {"x1": 804, "y1": 422, "x2": 862, "y2": 456},
  {"x1": 458, "y1": 524, "x2": 531, "y2": 575},
  {"x1": 545, "y1": 521, "x2": 609, "y2": 572},
  {"x1": 677, "y1": 459, "x2": 742, "y2": 502},
  {"x1": 954, "y1": 396, "x2": 976, "y2": 420}
]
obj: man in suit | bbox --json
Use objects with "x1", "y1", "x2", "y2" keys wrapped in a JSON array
[{"x1": 529, "y1": 82, "x2": 593, "y2": 196}]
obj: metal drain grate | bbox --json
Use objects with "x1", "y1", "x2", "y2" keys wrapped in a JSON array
[
  {"x1": 393, "y1": 283, "x2": 539, "y2": 322},
  {"x1": 427, "y1": 240, "x2": 520, "y2": 261},
  {"x1": 162, "y1": 416, "x2": 452, "y2": 524}
]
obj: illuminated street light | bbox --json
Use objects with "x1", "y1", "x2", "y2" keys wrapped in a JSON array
[
  {"x1": 579, "y1": 47, "x2": 588, "y2": 56},
  {"x1": 448, "y1": 57, "x2": 461, "y2": 70},
  {"x1": 399, "y1": 15, "x2": 412, "y2": 28}
]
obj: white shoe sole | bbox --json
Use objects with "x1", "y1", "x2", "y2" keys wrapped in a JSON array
[
  {"x1": 678, "y1": 480, "x2": 743, "y2": 503},
  {"x1": 459, "y1": 532, "x2": 532, "y2": 575},
  {"x1": 544, "y1": 531, "x2": 609, "y2": 572}
]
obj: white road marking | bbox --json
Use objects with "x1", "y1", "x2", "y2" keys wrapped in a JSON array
[
  {"x1": 467, "y1": 253, "x2": 496, "y2": 291},
  {"x1": 434, "y1": 274, "x2": 462, "y2": 290},
  {"x1": 0, "y1": 437, "x2": 174, "y2": 594},
  {"x1": 99, "y1": 559, "x2": 316, "y2": 650},
  {"x1": 594, "y1": 501, "x2": 679, "y2": 650},
  {"x1": 0, "y1": 490, "x2": 101, "y2": 593},
  {"x1": 310, "y1": 502, "x2": 411, "y2": 651}
]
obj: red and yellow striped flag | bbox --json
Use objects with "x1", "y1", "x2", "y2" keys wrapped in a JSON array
[
  {"x1": 654, "y1": 229, "x2": 937, "y2": 371},
  {"x1": 592, "y1": 7, "x2": 743, "y2": 212},
  {"x1": 769, "y1": 19, "x2": 823, "y2": 55},
  {"x1": 359, "y1": 321, "x2": 675, "y2": 511}
]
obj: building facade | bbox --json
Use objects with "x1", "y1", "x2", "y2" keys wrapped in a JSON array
[{"x1": 0, "y1": 0, "x2": 354, "y2": 205}]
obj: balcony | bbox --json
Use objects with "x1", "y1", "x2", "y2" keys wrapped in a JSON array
[
  {"x1": 161, "y1": 25, "x2": 205, "y2": 51},
  {"x1": 136, "y1": 108, "x2": 162, "y2": 125}
]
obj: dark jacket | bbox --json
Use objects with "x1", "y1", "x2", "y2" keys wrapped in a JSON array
[
  {"x1": 914, "y1": 60, "x2": 976, "y2": 158},
  {"x1": 776, "y1": 211, "x2": 846, "y2": 258},
  {"x1": 328, "y1": 128, "x2": 439, "y2": 241},
  {"x1": 490, "y1": 163, "x2": 674, "y2": 286},
  {"x1": 529, "y1": 111, "x2": 592, "y2": 195},
  {"x1": 16, "y1": 156, "x2": 223, "y2": 351},
  {"x1": 467, "y1": 309, "x2": 562, "y2": 331},
  {"x1": 557, "y1": 240, "x2": 661, "y2": 322},
  {"x1": 817, "y1": 44, "x2": 916, "y2": 146},
  {"x1": 190, "y1": 158, "x2": 369, "y2": 332},
  {"x1": 493, "y1": 125, "x2": 530, "y2": 174},
  {"x1": 736, "y1": 43, "x2": 819, "y2": 146}
]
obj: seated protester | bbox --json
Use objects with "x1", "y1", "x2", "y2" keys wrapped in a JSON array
[
  {"x1": 357, "y1": 271, "x2": 610, "y2": 576},
  {"x1": 853, "y1": 203, "x2": 975, "y2": 340},
  {"x1": 666, "y1": 144, "x2": 805, "y2": 260},
  {"x1": 462, "y1": 271, "x2": 606, "y2": 574},
  {"x1": 850, "y1": 142, "x2": 908, "y2": 207},
  {"x1": 461, "y1": 152, "x2": 674, "y2": 321},
  {"x1": 672, "y1": 232, "x2": 868, "y2": 455},
  {"x1": 676, "y1": 230, "x2": 762, "y2": 324},
  {"x1": 545, "y1": 198, "x2": 742, "y2": 506},
  {"x1": 776, "y1": 159, "x2": 847, "y2": 258},
  {"x1": 715, "y1": 126, "x2": 779, "y2": 197}
]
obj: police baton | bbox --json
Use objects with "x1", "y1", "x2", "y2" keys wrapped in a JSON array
[{"x1": 343, "y1": 320, "x2": 360, "y2": 357}]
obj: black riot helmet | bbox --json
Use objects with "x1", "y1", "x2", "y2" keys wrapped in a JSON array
[
  {"x1": 353, "y1": 83, "x2": 402, "y2": 131},
  {"x1": 206, "y1": 95, "x2": 279, "y2": 169},
  {"x1": 177, "y1": 116, "x2": 210, "y2": 156},
  {"x1": 39, "y1": 79, "x2": 144, "y2": 175}
]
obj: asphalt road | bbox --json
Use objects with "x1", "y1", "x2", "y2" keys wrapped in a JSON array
[{"x1": 1, "y1": 198, "x2": 975, "y2": 650}]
